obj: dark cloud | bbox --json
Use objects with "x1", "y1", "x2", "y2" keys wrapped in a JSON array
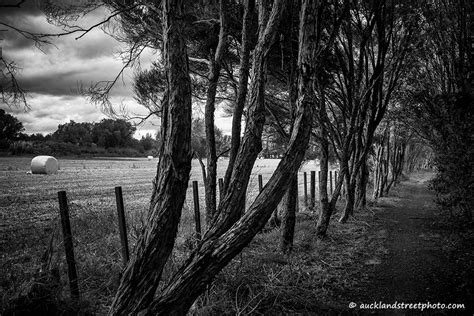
[
  {"x1": 16, "y1": 66, "x2": 134, "y2": 97},
  {"x1": 0, "y1": 3, "x2": 221, "y2": 137},
  {"x1": 0, "y1": 0, "x2": 43, "y2": 19}
]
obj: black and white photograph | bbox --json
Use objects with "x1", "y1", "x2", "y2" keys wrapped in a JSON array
[{"x1": 1, "y1": 0, "x2": 473, "y2": 314}]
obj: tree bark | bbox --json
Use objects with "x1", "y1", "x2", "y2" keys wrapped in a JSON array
[
  {"x1": 134, "y1": 1, "x2": 318, "y2": 313},
  {"x1": 280, "y1": 174, "x2": 297, "y2": 253},
  {"x1": 205, "y1": 0, "x2": 228, "y2": 224},
  {"x1": 372, "y1": 144, "x2": 383, "y2": 200},
  {"x1": 316, "y1": 85, "x2": 332, "y2": 237},
  {"x1": 223, "y1": 0, "x2": 254, "y2": 198},
  {"x1": 316, "y1": 132, "x2": 331, "y2": 236},
  {"x1": 207, "y1": 0, "x2": 286, "y2": 235},
  {"x1": 339, "y1": 167, "x2": 355, "y2": 223},
  {"x1": 355, "y1": 161, "x2": 368, "y2": 209},
  {"x1": 109, "y1": 1, "x2": 192, "y2": 314},
  {"x1": 279, "y1": 3, "x2": 299, "y2": 246}
]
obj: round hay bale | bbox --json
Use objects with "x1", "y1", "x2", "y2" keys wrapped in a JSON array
[
  {"x1": 31, "y1": 156, "x2": 59, "y2": 175},
  {"x1": 147, "y1": 156, "x2": 154, "y2": 161}
]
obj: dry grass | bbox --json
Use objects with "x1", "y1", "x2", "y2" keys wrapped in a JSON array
[{"x1": 189, "y1": 205, "x2": 387, "y2": 315}]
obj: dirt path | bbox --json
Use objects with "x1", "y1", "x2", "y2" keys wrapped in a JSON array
[{"x1": 350, "y1": 173, "x2": 474, "y2": 314}]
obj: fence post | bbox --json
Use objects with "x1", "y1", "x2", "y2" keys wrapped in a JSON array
[
  {"x1": 57, "y1": 191, "x2": 80, "y2": 299},
  {"x1": 192, "y1": 181, "x2": 202, "y2": 241},
  {"x1": 258, "y1": 174, "x2": 263, "y2": 192},
  {"x1": 303, "y1": 172, "x2": 308, "y2": 207},
  {"x1": 329, "y1": 171, "x2": 333, "y2": 196},
  {"x1": 310, "y1": 171, "x2": 316, "y2": 209},
  {"x1": 114, "y1": 186, "x2": 130, "y2": 265}
]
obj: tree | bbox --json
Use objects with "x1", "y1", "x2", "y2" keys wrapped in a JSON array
[
  {"x1": 191, "y1": 117, "x2": 230, "y2": 163},
  {"x1": 139, "y1": 133, "x2": 158, "y2": 152},
  {"x1": 107, "y1": 0, "x2": 329, "y2": 313},
  {"x1": 109, "y1": 0, "x2": 193, "y2": 314},
  {"x1": 91, "y1": 119, "x2": 136, "y2": 148},
  {"x1": 394, "y1": 0, "x2": 473, "y2": 219},
  {"x1": 0, "y1": 108, "x2": 24, "y2": 148},
  {"x1": 52, "y1": 121, "x2": 93, "y2": 146},
  {"x1": 403, "y1": 92, "x2": 473, "y2": 219},
  {"x1": 311, "y1": 0, "x2": 418, "y2": 232}
]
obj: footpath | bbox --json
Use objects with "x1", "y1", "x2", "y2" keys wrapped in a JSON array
[{"x1": 349, "y1": 173, "x2": 474, "y2": 315}]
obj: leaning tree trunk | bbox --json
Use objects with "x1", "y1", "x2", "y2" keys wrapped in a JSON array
[
  {"x1": 109, "y1": 1, "x2": 192, "y2": 314},
  {"x1": 223, "y1": 0, "x2": 254, "y2": 197},
  {"x1": 208, "y1": 0, "x2": 285, "y2": 234},
  {"x1": 204, "y1": 0, "x2": 228, "y2": 224},
  {"x1": 134, "y1": 1, "x2": 318, "y2": 313},
  {"x1": 279, "y1": 0, "x2": 298, "y2": 250}
]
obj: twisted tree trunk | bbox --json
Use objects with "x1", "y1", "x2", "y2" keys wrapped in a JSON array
[
  {"x1": 138, "y1": 1, "x2": 318, "y2": 313},
  {"x1": 109, "y1": 1, "x2": 192, "y2": 314}
]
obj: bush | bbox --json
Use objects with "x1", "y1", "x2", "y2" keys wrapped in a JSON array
[
  {"x1": 9, "y1": 141, "x2": 36, "y2": 155},
  {"x1": 425, "y1": 93, "x2": 474, "y2": 219}
]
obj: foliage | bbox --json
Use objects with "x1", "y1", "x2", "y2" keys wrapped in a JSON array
[
  {"x1": 191, "y1": 117, "x2": 230, "y2": 158},
  {"x1": 5, "y1": 116, "x2": 162, "y2": 156},
  {"x1": 52, "y1": 120, "x2": 94, "y2": 146},
  {"x1": 407, "y1": 92, "x2": 473, "y2": 219},
  {"x1": 51, "y1": 119, "x2": 137, "y2": 149},
  {"x1": 0, "y1": 109, "x2": 24, "y2": 149},
  {"x1": 91, "y1": 119, "x2": 136, "y2": 148}
]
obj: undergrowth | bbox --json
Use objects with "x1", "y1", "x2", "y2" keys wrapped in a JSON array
[{"x1": 1, "y1": 197, "x2": 386, "y2": 315}]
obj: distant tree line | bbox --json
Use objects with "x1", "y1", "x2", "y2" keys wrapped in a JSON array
[
  {"x1": 0, "y1": 110, "x2": 234, "y2": 158},
  {"x1": 0, "y1": 112, "x2": 158, "y2": 156}
]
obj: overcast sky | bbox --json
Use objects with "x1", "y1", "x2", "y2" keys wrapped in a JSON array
[{"x1": 0, "y1": 1, "x2": 232, "y2": 138}]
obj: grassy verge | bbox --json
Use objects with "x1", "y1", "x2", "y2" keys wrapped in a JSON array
[{"x1": 1, "y1": 193, "x2": 390, "y2": 315}]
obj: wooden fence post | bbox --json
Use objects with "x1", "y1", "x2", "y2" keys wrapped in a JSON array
[
  {"x1": 57, "y1": 191, "x2": 79, "y2": 299},
  {"x1": 310, "y1": 171, "x2": 316, "y2": 209},
  {"x1": 303, "y1": 172, "x2": 308, "y2": 207},
  {"x1": 192, "y1": 181, "x2": 202, "y2": 240},
  {"x1": 114, "y1": 186, "x2": 130, "y2": 265},
  {"x1": 258, "y1": 174, "x2": 263, "y2": 192}
]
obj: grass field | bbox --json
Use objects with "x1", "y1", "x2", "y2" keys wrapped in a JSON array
[
  {"x1": 1, "y1": 156, "x2": 347, "y2": 314},
  {"x1": 0, "y1": 157, "x2": 329, "y2": 252}
]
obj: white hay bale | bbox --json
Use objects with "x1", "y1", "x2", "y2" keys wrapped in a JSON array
[
  {"x1": 147, "y1": 156, "x2": 154, "y2": 161},
  {"x1": 31, "y1": 156, "x2": 59, "y2": 174}
]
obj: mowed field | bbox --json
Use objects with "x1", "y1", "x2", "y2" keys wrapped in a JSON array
[
  {"x1": 0, "y1": 157, "x2": 332, "y2": 253},
  {"x1": 0, "y1": 156, "x2": 326, "y2": 231}
]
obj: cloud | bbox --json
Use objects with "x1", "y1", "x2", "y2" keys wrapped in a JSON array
[
  {"x1": 1, "y1": 3, "x2": 139, "y2": 98},
  {"x1": 0, "y1": 2, "x2": 231, "y2": 139},
  {"x1": 3, "y1": 94, "x2": 105, "y2": 134},
  {"x1": 1, "y1": 92, "x2": 161, "y2": 137}
]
